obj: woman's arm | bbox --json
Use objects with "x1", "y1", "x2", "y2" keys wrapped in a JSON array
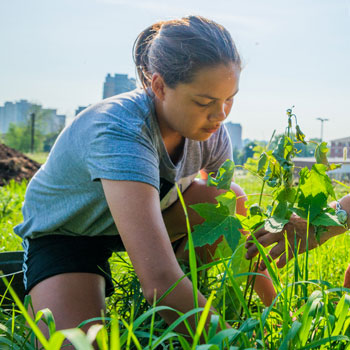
[{"x1": 101, "y1": 179, "x2": 217, "y2": 334}]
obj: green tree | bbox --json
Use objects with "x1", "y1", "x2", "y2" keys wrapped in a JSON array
[
  {"x1": 242, "y1": 141, "x2": 257, "y2": 164},
  {"x1": 4, "y1": 105, "x2": 50, "y2": 152},
  {"x1": 43, "y1": 131, "x2": 61, "y2": 152},
  {"x1": 232, "y1": 147, "x2": 244, "y2": 165}
]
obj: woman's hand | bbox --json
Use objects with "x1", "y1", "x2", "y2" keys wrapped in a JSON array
[
  {"x1": 245, "y1": 214, "x2": 319, "y2": 270},
  {"x1": 245, "y1": 195, "x2": 350, "y2": 270}
]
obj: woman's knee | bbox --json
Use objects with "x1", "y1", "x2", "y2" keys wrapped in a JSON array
[
  {"x1": 29, "y1": 273, "x2": 106, "y2": 331},
  {"x1": 183, "y1": 179, "x2": 247, "y2": 215}
]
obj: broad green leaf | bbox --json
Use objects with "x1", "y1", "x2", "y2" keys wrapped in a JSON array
[
  {"x1": 273, "y1": 201, "x2": 288, "y2": 219},
  {"x1": 257, "y1": 152, "x2": 268, "y2": 176},
  {"x1": 190, "y1": 202, "x2": 228, "y2": 222},
  {"x1": 272, "y1": 136, "x2": 287, "y2": 165},
  {"x1": 215, "y1": 190, "x2": 237, "y2": 215},
  {"x1": 272, "y1": 135, "x2": 294, "y2": 171},
  {"x1": 296, "y1": 124, "x2": 307, "y2": 144},
  {"x1": 207, "y1": 159, "x2": 235, "y2": 190},
  {"x1": 249, "y1": 203, "x2": 263, "y2": 216},
  {"x1": 191, "y1": 216, "x2": 242, "y2": 252},
  {"x1": 275, "y1": 187, "x2": 297, "y2": 204},
  {"x1": 241, "y1": 214, "x2": 265, "y2": 232},
  {"x1": 315, "y1": 141, "x2": 329, "y2": 166},
  {"x1": 213, "y1": 235, "x2": 250, "y2": 285},
  {"x1": 311, "y1": 212, "x2": 342, "y2": 227},
  {"x1": 298, "y1": 164, "x2": 336, "y2": 214},
  {"x1": 264, "y1": 159, "x2": 282, "y2": 187},
  {"x1": 264, "y1": 216, "x2": 289, "y2": 233}
]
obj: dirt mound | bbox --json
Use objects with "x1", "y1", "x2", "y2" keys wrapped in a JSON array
[{"x1": 0, "y1": 143, "x2": 41, "y2": 186}]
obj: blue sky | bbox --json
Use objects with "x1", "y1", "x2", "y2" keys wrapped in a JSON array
[{"x1": 1, "y1": 0, "x2": 349, "y2": 141}]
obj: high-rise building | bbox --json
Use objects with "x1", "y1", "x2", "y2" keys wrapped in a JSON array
[
  {"x1": 224, "y1": 122, "x2": 242, "y2": 150},
  {"x1": 0, "y1": 100, "x2": 66, "y2": 135},
  {"x1": 330, "y1": 136, "x2": 350, "y2": 158},
  {"x1": 0, "y1": 100, "x2": 31, "y2": 134},
  {"x1": 75, "y1": 106, "x2": 89, "y2": 116},
  {"x1": 103, "y1": 73, "x2": 136, "y2": 99}
]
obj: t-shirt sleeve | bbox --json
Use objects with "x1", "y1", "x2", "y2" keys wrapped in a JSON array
[
  {"x1": 83, "y1": 111, "x2": 160, "y2": 190},
  {"x1": 203, "y1": 124, "x2": 233, "y2": 174}
]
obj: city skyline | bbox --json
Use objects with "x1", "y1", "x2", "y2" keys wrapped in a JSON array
[{"x1": 1, "y1": 0, "x2": 349, "y2": 142}]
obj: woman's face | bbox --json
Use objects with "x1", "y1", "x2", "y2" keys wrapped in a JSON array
[{"x1": 153, "y1": 62, "x2": 240, "y2": 142}]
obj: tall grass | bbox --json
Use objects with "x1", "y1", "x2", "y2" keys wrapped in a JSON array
[
  {"x1": 0, "y1": 180, "x2": 26, "y2": 252},
  {"x1": 24, "y1": 152, "x2": 49, "y2": 165},
  {"x1": 1, "y1": 178, "x2": 350, "y2": 348}
]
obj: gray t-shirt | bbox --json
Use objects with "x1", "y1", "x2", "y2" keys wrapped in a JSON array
[{"x1": 14, "y1": 89, "x2": 232, "y2": 240}]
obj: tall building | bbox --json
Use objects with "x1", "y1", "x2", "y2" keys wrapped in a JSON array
[
  {"x1": 39, "y1": 109, "x2": 66, "y2": 134},
  {"x1": 0, "y1": 100, "x2": 31, "y2": 134},
  {"x1": 224, "y1": 122, "x2": 242, "y2": 150},
  {"x1": 330, "y1": 136, "x2": 350, "y2": 158},
  {"x1": 103, "y1": 73, "x2": 136, "y2": 99},
  {"x1": 0, "y1": 100, "x2": 66, "y2": 135},
  {"x1": 75, "y1": 106, "x2": 89, "y2": 116}
]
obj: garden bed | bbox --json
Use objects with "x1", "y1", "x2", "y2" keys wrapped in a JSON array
[{"x1": 0, "y1": 143, "x2": 41, "y2": 186}]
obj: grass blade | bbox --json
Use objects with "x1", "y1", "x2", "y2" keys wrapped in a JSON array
[
  {"x1": 191, "y1": 291, "x2": 215, "y2": 348},
  {"x1": 110, "y1": 312, "x2": 121, "y2": 350},
  {"x1": 278, "y1": 321, "x2": 302, "y2": 350},
  {"x1": 1, "y1": 273, "x2": 50, "y2": 349},
  {"x1": 175, "y1": 183, "x2": 199, "y2": 322}
]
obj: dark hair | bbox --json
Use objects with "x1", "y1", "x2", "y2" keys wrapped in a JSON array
[{"x1": 133, "y1": 15, "x2": 241, "y2": 90}]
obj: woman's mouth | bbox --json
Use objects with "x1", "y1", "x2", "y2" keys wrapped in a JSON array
[{"x1": 203, "y1": 126, "x2": 220, "y2": 133}]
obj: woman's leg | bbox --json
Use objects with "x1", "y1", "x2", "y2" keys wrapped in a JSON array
[
  {"x1": 29, "y1": 272, "x2": 105, "y2": 348},
  {"x1": 344, "y1": 264, "x2": 350, "y2": 288},
  {"x1": 23, "y1": 235, "x2": 118, "y2": 348},
  {"x1": 163, "y1": 178, "x2": 276, "y2": 306}
]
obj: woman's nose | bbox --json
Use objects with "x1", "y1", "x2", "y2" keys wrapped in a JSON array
[{"x1": 209, "y1": 104, "x2": 227, "y2": 122}]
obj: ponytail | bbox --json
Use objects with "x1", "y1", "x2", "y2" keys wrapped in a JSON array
[{"x1": 133, "y1": 22, "x2": 164, "y2": 90}]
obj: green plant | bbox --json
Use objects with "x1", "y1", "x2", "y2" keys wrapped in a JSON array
[{"x1": 2, "y1": 109, "x2": 350, "y2": 348}]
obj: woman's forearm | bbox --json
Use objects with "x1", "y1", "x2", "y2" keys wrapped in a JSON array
[
  {"x1": 147, "y1": 273, "x2": 221, "y2": 336},
  {"x1": 253, "y1": 269, "x2": 276, "y2": 306}
]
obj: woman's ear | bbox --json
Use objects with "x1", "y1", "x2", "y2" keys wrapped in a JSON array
[{"x1": 151, "y1": 73, "x2": 166, "y2": 101}]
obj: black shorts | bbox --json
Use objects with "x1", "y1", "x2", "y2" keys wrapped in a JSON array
[{"x1": 22, "y1": 234, "x2": 184, "y2": 297}]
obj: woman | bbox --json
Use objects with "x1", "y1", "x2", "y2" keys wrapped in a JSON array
[{"x1": 14, "y1": 16, "x2": 275, "y2": 338}]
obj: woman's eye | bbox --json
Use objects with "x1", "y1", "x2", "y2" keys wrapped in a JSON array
[{"x1": 195, "y1": 101, "x2": 212, "y2": 107}]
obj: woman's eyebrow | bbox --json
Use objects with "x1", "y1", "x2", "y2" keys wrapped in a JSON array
[{"x1": 194, "y1": 89, "x2": 239, "y2": 100}]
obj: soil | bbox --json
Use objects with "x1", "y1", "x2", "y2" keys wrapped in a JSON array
[{"x1": 0, "y1": 143, "x2": 41, "y2": 186}]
